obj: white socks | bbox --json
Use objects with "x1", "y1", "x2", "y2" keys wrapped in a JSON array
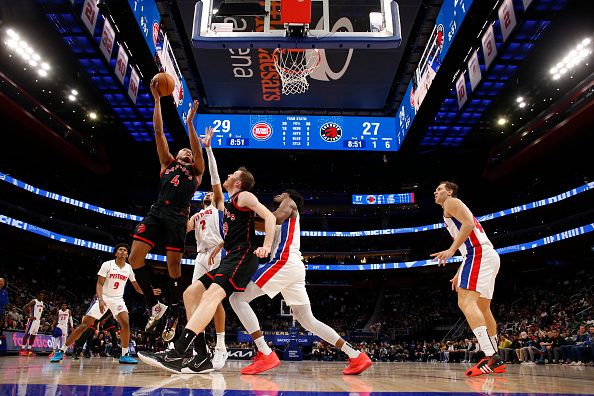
[
  {"x1": 340, "y1": 342, "x2": 361, "y2": 359},
  {"x1": 473, "y1": 326, "x2": 496, "y2": 356},
  {"x1": 216, "y1": 332, "x2": 226, "y2": 349},
  {"x1": 254, "y1": 336, "x2": 272, "y2": 356},
  {"x1": 122, "y1": 347, "x2": 129, "y2": 356}
]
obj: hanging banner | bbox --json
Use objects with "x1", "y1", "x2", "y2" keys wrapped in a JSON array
[
  {"x1": 99, "y1": 19, "x2": 116, "y2": 61},
  {"x1": 81, "y1": 0, "x2": 99, "y2": 35},
  {"x1": 481, "y1": 24, "x2": 497, "y2": 70},
  {"x1": 498, "y1": 0, "x2": 517, "y2": 42},
  {"x1": 467, "y1": 50, "x2": 482, "y2": 91},
  {"x1": 522, "y1": 0, "x2": 533, "y2": 10},
  {"x1": 128, "y1": 68, "x2": 140, "y2": 104},
  {"x1": 115, "y1": 45, "x2": 129, "y2": 85},
  {"x1": 455, "y1": 73, "x2": 467, "y2": 109}
]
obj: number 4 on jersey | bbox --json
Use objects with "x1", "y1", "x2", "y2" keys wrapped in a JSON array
[{"x1": 170, "y1": 175, "x2": 180, "y2": 187}]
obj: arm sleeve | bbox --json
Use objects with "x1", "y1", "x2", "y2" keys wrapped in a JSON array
[
  {"x1": 205, "y1": 147, "x2": 220, "y2": 185},
  {"x1": 97, "y1": 262, "x2": 110, "y2": 277}
]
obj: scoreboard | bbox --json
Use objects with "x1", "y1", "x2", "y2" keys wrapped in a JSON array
[{"x1": 195, "y1": 114, "x2": 398, "y2": 152}]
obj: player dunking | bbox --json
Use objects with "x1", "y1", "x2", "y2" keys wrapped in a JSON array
[
  {"x1": 129, "y1": 79, "x2": 205, "y2": 331},
  {"x1": 229, "y1": 190, "x2": 372, "y2": 375},
  {"x1": 183, "y1": 127, "x2": 228, "y2": 369},
  {"x1": 139, "y1": 167, "x2": 277, "y2": 374},
  {"x1": 19, "y1": 291, "x2": 45, "y2": 356},
  {"x1": 431, "y1": 181, "x2": 505, "y2": 376},
  {"x1": 51, "y1": 244, "x2": 143, "y2": 364},
  {"x1": 50, "y1": 303, "x2": 73, "y2": 357}
]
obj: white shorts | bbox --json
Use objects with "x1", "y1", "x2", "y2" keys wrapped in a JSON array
[
  {"x1": 24, "y1": 318, "x2": 40, "y2": 336},
  {"x1": 457, "y1": 246, "x2": 500, "y2": 299},
  {"x1": 192, "y1": 249, "x2": 222, "y2": 283},
  {"x1": 251, "y1": 255, "x2": 310, "y2": 306},
  {"x1": 85, "y1": 295, "x2": 128, "y2": 320}
]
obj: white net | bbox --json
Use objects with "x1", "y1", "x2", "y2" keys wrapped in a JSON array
[{"x1": 273, "y1": 49, "x2": 321, "y2": 95}]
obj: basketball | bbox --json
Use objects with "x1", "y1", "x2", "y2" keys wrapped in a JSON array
[{"x1": 153, "y1": 73, "x2": 175, "y2": 97}]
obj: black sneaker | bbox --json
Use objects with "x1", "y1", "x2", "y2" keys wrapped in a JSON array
[
  {"x1": 181, "y1": 354, "x2": 214, "y2": 374},
  {"x1": 138, "y1": 350, "x2": 184, "y2": 374}
]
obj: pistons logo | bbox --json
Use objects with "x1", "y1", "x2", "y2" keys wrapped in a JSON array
[
  {"x1": 252, "y1": 122, "x2": 272, "y2": 140},
  {"x1": 117, "y1": 305, "x2": 124, "y2": 311},
  {"x1": 136, "y1": 224, "x2": 146, "y2": 234},
  {"x1": 320, "y1": 122, "x2": 342, "y2": 142},
  {"x1": 366, "y1": 196, "x2": 376, "y2": 204}
]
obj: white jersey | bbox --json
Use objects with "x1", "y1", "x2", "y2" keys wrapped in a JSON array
[
  {"x1": 57, "y1": 309, "x2": 72, "y2": 328},
  {"x1": 193, "y1": 204, "x2": 225, "y2": 253},
  {"x1": 32, "y1": 299, "x2": 44, "y2": 320},
  {"x1": 444, "y1": 214, "x2": 493, "y2": 256},
  {"x1": 97, "y1": 260, "x2": 136, "y2": 298},
  {"x1": 269, "y1": 214, "x2": 301, "y2": 261}
]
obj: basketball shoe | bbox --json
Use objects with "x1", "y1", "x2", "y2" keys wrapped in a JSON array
[
  {"x1": 212, "y1": 347, "x2": 229, "y2": 370},
  {"x1": 18, "y1": 349, "x2": 28, "y2": 357},
  {"x1": 343, "y1": 352, "x2": 372, "y2": 375},
  {"x1": 119, "y1": 353, "x2": 138, "y2": 364},
  {"x1": 465, "y1": 353, "x2": 506, "y2": 376},
  {"x1": 50, "y1": 350, "x2": 64, "y2": 362},
  {"x1": 138, "y1": 350, "x2": 183, "y2": 373},
  {"x1": 145, "y1": 302, "x2": 168, "y2": 331},
  {"x1": 241, "y1": 351, "x2": 281, "y2": 375},
  {"x1": 181, "y1": 354, "x2": 214, "y2": 374}
]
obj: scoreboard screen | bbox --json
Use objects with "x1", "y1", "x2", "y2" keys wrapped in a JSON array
[
  {"x1": 195, "y1": 114, "x2": 398, "y2": 152},
  {"x1": 352, "y1": 193, "x2": 415, "y2": 205}
]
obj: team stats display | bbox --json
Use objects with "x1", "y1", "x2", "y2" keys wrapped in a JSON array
[{"x1": 195, "y1": 114, "x2": 398, "y2": 151}]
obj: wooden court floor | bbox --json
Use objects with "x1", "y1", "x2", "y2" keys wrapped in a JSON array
[{"x1": 0, "y1": 356, "x2": 593, "y2": 395}]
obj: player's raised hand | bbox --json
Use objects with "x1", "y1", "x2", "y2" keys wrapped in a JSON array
[
  {"x1": 150, "y1": 77, "x2": 160, "y2": 101},
  {"x1": 430, "y1": 248, "x2": 455, "y2": 266},
  {"x1": 188, "y1": 99, "x2": 199, "y2": 122},
  {"x1": 201, "y1": 126, "x2": 214, "y2": 147},
  {"x1": 253, "y1": 246, "x2": 271, "y2": 258}
]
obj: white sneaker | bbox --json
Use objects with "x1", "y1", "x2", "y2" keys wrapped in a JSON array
[
  {"x1": 145, "y1": 302, "x2": 168, "y2": 331},
  {"x1": 212, "y1": 347, "x2": 229, "y2": 370}
]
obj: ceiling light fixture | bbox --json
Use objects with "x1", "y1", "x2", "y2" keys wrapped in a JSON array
[
  {"x1": 550, "y1": 36, "x2": 592, "y2": 81},
  {"x1": 497, "y1": 117, "x2": 507, "y2": 125}
]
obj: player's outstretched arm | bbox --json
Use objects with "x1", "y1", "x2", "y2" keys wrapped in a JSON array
[
  {"x1": 237, "y1": 192, "x2": 276, "y2": 258},
  {"x1": 150, "y1": 77, "x2": 174, "y2": 170},
  {"x1": 201, "y1": 126, "x2": 224, "y2": 210},
  {"x1": 187, "y1": 100, "x2": 205, "y2": 182}
]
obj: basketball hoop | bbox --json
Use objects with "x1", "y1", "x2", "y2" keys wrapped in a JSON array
[{"x1": 273, "y1": 48, "x2": 321, "y2": 95}]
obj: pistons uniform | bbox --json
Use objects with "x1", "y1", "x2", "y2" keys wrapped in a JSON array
[
  {"x1": 86, "y1": 260, "x2": 136, "y2": 319},
  {"x1": 199, "y1": 192, "x2": 258, "y2": 295},
  {"x1": 192, "y1": 204, "x2": 226, "y2": 282},
  {"x1": 251, "y1": 215, "x2": 310, "y2": 306},
  {"x1": 444, "y1": 215, "x2": 500, "y2": 299},
  {"x1": 133, "y1": 159, "x2": 199, "y2": 252},
  {"x1": 57, "y1": 309, "x2": 73, "y2": 341},
  {"x1": 24, "y1": 299, "x2": 44, "y2": 336}
]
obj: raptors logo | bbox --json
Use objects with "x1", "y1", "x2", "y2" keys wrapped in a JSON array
[
  {"x1": 320, "y1": 122, "x2": 343, "y2": 143},
  {"x1": 223, "y1": 222, "x2": 228, "y2": 236},
  {"x1": 136, "y1": 224, "x2": 146, "y2": 234}
]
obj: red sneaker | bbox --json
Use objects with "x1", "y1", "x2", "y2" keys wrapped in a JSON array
[
  {"x1": 241, "y1": 351, "x2": 281, "y2": 375},
  {"x1": 343, "y1": 352, "x2": 372, "y2": 375},
  {"x1": 19, "y1": 350, "x2": 28, "y2": 356},
  {"x1": 465, "y1": 354, "x2": 506, "y2": 377}
]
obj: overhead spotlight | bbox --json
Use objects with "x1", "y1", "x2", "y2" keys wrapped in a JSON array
[
  {"x1": 549, "y1": 67, "x2": 557, "y2": 74},
  {"x1": 40, "y1": 62, "x2": 50, "y2": 70},
  {"x1": 497, "y1": 117, "x2": 507, "y2": 125},
  {"x1": 519, "y1": 102, "x2": 526, "y2": 108},
  {"x1": 68, "y1": 94, "x2": 76, "y2": 101},
  {"x1": 38, "y1": 69, "x2": 47, "y2": 77},
  {"x1": 89, "y1": 112, "x2": 98, "y2": 120},
  {"x1": 28, "y1": 59, "x2": 37, "y2": 67},
  {"x1": 583, "y1": 37, "x2": 591, "y2": 46},
  {"x1": 516, "y1": 96, "x2": 523, "y2": 103},
  {"x1": 71, "y1": 89, "x2": 78, "y2": 96},
  {"x1": 6, "y1": 29, "x2": 18, "y2": 39}
]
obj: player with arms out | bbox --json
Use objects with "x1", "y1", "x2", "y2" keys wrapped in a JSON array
[
  {"x1": 139, "y1": 167, "x2": 277, "y2": 374},
  {"x1": 129, "y1": 78, "x2": 205, "y2": 332},
  {"x1": 49, "y1": 303, "x2": 73, "y2": 358},
  {"x1": 19, "y1": 291, "x2": 45, "y2": 356},
  {"x1": 182, "y1": 126, "x2": 228, "y2": 369},
  {"x1": 229, "y1": 190, "x2": 372, "y2": 375},
  {"x1": 431, "y1": 181, "x2": 504, "y2": 376},
  {"x1": 51, "y1": 244, "x2": 143, "y2": 364}
]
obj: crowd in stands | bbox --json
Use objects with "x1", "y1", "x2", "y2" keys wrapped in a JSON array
[{"x1": 1, "y1": 255, "x2": 593, "y2": 367}]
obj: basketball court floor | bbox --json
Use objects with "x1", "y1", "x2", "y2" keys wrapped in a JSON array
[{"x1": 0, "y1": 357, "x2": 592, "y2": 395}]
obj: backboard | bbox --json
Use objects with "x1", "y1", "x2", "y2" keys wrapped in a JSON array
[{"x1": 192, "y1": 0, "x2": 402, "y2": 49}]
